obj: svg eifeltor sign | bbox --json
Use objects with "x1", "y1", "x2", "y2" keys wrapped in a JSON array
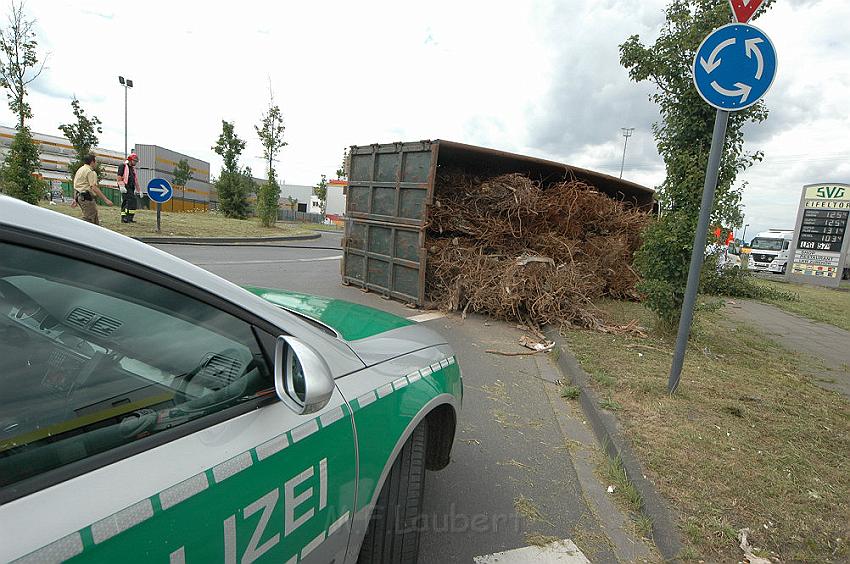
[{"x1": 786, "y1": 183, "x2": 850, "y2": 287}]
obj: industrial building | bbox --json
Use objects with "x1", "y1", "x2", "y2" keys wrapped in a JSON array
[
  {"x1": 134, "y1": 144, "x2": 211, "y2": 211},
  {"x1": 0, "y1": 125, "x2": 124, "y2": 198},
  {"x1": 0, "y1": 126, "x2": 212, "y2": 211},
  {"x1": 1, "y1": 124, "x2": 347, "y2": 218}
]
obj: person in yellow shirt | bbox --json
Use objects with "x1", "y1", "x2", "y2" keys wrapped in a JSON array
[{"x1": 72, "y1": 153, "x2": 113, "y2": 225}]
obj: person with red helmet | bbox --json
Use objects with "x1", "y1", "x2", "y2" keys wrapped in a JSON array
[{"x1": 117, "y1": 152, "x2": 141, "y2": 223}]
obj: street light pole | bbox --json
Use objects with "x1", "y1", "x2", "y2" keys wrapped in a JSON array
[
  {"x1": 742, "y1": 223, "x2": 750, "y2": 245},
  {"x1": 619, "y1": 128, "x2": 635, "y2": 179},
  {"x1": 118, "y1": 76, "x2": 134, "y2": 156}
]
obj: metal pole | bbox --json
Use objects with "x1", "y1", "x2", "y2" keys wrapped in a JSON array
[
  {"x1": 123, "y1": 84, "x2": 128, "y2": 157},
  {"x1": 156, "y1": 202, "x2": 161, "y2": 233},
  {"x1": 619, "y1": 128, "x2": 634, "y2": 179},
  {"x1": 668, "y1": 109, "x2": 730, "y2": 393}
]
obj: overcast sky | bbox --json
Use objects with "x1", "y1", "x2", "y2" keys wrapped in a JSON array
[{"x1": 1, "y1": 0, "x2": 846, "y2": 239}]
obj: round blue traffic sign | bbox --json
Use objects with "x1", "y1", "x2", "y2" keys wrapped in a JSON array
[
  {"x1": 146, "y1": 178, "x2": 173, "y2": 204},
  {"x1": 693, "y1": 23, "x2": 777, "y2": 111}
]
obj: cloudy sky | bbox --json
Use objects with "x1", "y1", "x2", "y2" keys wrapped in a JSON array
[{"x1": 1, "y1": 0, "x2": 846, "y2": 238}]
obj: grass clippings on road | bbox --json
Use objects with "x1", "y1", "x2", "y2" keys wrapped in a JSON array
[
  {"x1": 563, "y1": 299, "x2": 850, "y2": 563},
  {"x1": 40, "y1": 202, "x2": 313, "y2": 239},
  {"x1": 755, "y1": 278, "x2": 850, "y2": 332}
]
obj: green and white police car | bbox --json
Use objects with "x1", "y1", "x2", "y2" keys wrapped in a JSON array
[{"x1": 0, "y1": 196, "x2": 461, "y2": 563}]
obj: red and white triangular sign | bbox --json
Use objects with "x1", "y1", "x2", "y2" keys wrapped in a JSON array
[{"x1": 728, "y1": 0, "x2": 766, "y2": 22}]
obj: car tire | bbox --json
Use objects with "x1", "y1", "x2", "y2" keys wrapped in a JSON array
[{"x1": 358, "y1": 421, "x2": 428, "y2": 564}]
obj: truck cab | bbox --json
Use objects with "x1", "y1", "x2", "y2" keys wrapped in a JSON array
[
  {"x1": 748, "y1": 229, "x2": 794, "y2": 272},
  {"x1": 767, "y1": 239, "x2": 793, "y2": 275}
]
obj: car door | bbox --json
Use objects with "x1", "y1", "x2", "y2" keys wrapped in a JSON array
[{"x1": 0, "y1": 239, "x2": 356, "y2": 563}]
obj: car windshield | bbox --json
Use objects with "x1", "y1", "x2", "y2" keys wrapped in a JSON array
[{"x1": 750, "y1": 237, "x2": 784, "y2": 251}]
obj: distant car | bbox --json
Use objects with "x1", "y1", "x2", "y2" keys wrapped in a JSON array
[{"x1": 0, "y1": 195, "x2": 461, "y2": 564}]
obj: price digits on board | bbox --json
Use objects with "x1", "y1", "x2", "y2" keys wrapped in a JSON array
[{"x1": 797, "y1": 209, "x2": 848, "y2": 252}]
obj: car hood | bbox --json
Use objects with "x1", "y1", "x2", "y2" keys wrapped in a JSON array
[
  {"x1": 245, "y1": 286, "x2": 413, "y2": 341},
  {"x1": 245, "y1": 287, "x2": 448, "y2": 365}
]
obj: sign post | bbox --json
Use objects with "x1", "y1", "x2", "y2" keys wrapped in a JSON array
[
  {"x1": 785, "y1": 183, "x2": 850, "y2": 287},
  {"x1": 146, "y1": 178, "x2": 173, "y2": 234},
  {"x1": 668, "y1": 5, "x2": 777, "y2": 393}
]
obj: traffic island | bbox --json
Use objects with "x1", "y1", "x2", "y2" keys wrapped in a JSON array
[{"x1": 547, "y1": 300, "x2": 850, "y2": 563}]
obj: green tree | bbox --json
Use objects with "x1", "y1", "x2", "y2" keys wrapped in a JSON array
[
  {"x1": 336, "y1": 148, "x2": 348, "y2": 180},
  {"x1": 172, "y1": 158, "x2": 193, "y2": 204},
  {"x1": 0, "y1": 2, "x2": 47, "y2": 204},
  {"x1": 0, "y1": 2, "x2": 46, "y2": 129},
  {"x1": 313, "y1": 173, "x2": 328, "y2": 215},
  {"x1": 212, "y1": 120, "x2": 248, "y2": 218},
  {"x1": 619, "y1": 0, "x2": 772, "y2": 325},
  {"x1": 0, "y1": 126, "x2": 44, "y2": 203},
  {"x1": 58, "y1": 98, "x2": 103, "y2": 180},
  {"x1": 255, "y1": 91, "x2": 287, "y2": 227}
]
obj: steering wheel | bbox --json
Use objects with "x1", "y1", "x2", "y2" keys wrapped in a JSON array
[{"x1": 0, "y1": 279, "x2": 43, "y2": 320}]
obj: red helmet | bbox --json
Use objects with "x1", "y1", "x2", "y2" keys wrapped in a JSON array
[{"x1": 127, "y1": 153, "x2": 138, "y2": 162}]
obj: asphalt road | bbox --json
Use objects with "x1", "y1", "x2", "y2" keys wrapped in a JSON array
[{"x1": 155, "y1": 233, "x2": 642, "y2": 563}]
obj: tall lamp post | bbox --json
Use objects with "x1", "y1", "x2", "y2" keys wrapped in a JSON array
[
  {"x1": 118, "y1": 76, "x2": 133, "y2": 157},
  {"x1": 742, "y1": 223, "x2": 750, "y2": 246},
  {"x1": 619, "y1": 127, "x2": 635, "y2": 179}
]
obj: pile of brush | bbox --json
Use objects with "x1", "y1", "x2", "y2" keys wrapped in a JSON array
[{"x1": 425, "y1": 171, "x2": 649, "y2": 328}]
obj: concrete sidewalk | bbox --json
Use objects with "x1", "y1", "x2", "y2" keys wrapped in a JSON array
[{"x1": 725, "y1": 299, "x2": 850, "y2": 398}]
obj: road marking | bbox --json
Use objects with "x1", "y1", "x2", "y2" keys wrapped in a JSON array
[
  {"x1": 194, "y1": 255, "x2": 342, "y2": 266},
  {"x1": 407, "y1": 311, "x2": 446, "y2": 323},
  {"x1": 473, "y1": 539, "x2": 590, "y2": 564}
]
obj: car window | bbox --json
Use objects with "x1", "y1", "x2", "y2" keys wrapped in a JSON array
[{"x1": 0, "y1": 242, "x2": 273, "y2": 488}]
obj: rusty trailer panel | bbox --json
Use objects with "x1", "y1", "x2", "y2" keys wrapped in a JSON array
[
  {"x1": 342, "y1": 218, "x2": 425, "y2": 304},
  {"x1": 341, "y1": 139, "x2": 654, "y2": 305}
]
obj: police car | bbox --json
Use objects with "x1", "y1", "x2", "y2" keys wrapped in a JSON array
[{"x1": 0, "y1": 196, "x2": 461, "y2": 563}]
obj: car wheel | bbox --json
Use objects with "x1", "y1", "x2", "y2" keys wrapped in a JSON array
[{"x1": 358, "y1": 421, "x2": 428, "y2": 564}]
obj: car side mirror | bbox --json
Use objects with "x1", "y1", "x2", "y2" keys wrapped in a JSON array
[{"x1": 274, "y1": 335, "x2": 335, "y2": 415}]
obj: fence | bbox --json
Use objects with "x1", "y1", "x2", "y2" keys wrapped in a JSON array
[{"x1": 278, "y1": 208, "x2": 324, "y2": 223}]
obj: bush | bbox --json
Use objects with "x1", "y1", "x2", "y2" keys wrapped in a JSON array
[
  {"x1": 257, "y1": 176, "x2": 280, "y2": 227},
  {"x1": 700, "y1": 253, "x2": 797, "y2": 302},
  {"x1": 216, "y1": 171, "x2": 249, "y2": 219},
  {"x1": 0, "y1": 127, "x2": 45, "y2": 204}
]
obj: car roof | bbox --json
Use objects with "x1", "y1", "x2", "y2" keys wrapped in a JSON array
[{"x1": 0, "y1": 196, "x2": 351, "y2": 353}]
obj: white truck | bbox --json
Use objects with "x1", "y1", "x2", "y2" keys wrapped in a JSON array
[{"x1": 747, "y1": 229, "x2": 794, "y2": 272}]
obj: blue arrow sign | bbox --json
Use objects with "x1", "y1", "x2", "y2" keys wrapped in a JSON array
[
  {"x1": 146, "y1": 178, "x2": 173, "y2": 204},
  {"x1": 693, "y1": 23, "x2": 777, "y2": 111}
]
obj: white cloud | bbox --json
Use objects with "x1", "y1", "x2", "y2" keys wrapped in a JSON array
[{"x1": 0, "y1": 0, "x2": 845, "y2": 238}]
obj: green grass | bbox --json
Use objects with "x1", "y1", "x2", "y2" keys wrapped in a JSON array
[
  {"x1": 560, "y1": 384, "x2": 580, "y2": 400},
  {"x1": 304, "y1": 223, "x2": 344, "y2": 232},
  {"x1": 599, "y1": 397, "x2": 622, "y2": 411},
  {"x1": 40, "y1": 202, "x2": 313, "y2": 239},
  {"x1": 755, "y1": 278, "x2": 850, "y2": 332},
  {"x1": 565, "y1": 299, "x2": 850, "y2": 563}
]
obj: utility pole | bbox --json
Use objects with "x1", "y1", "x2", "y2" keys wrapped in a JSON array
[
  {"x1": 619, "y1": 128, "x2": 634, "y2": 179},
  {"x1": 118, "y1": 76, "x2": 134, "y2": 156}
]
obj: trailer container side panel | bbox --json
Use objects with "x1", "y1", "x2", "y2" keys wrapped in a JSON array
[
  {"x1": 343, "y1": 218, "x2": 424, "y2": 303},
  {"x1": 342, "y1": 139, "x2": 654, "y2": 306},
  {"x1": 347, "y1": 141, "x2": 436, "y2": 227}
]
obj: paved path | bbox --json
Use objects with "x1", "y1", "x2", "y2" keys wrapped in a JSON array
[
  {"x1": 155, "y1": 239, "x2": 652, "y2": 562},
  {"x1": 725, "y1": 299, "x2": 850, "y2": 398}
]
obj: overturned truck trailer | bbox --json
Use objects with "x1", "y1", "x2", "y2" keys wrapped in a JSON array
[{"x1": 341, "y1": 139, "x2": 654, "y2": 307}]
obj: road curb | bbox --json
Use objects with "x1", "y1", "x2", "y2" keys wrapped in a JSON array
[
  {"x1": 544, "y1": 327, "x2": 685, "y2": 562},
  {"x1": 134, "y1": 233, "x2": 322, "y2": 245}
]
